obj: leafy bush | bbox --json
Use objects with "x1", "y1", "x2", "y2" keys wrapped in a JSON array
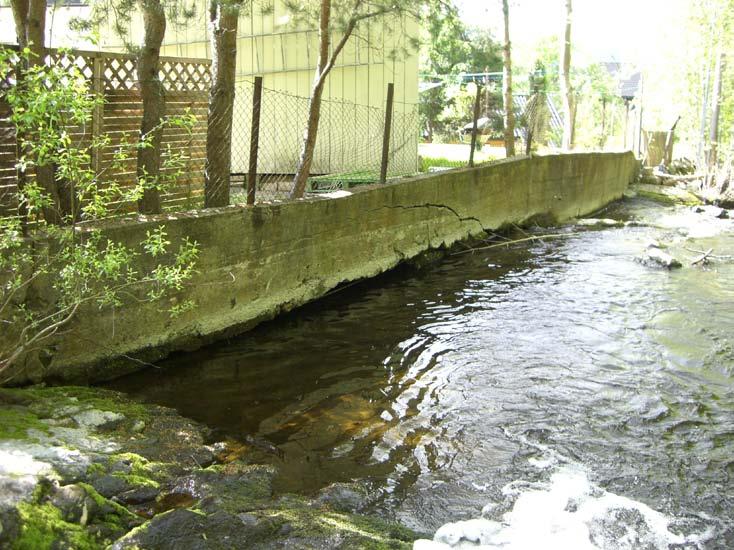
[{"x1": 0, "y1": 47, "x2": 199, "y2": 379}]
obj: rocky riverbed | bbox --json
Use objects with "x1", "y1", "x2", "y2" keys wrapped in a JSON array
[{"x1": 0, "y1": 386, "x2": 419, "y2": 549}]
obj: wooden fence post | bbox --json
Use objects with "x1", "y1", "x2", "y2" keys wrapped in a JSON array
[
  {"x1": 247, "y1": 76, "x2": 263, "y2": 206},
  {"x1": 469, "y1": 84, "x2": 482, "y2": 167},
  {"x1": 91, "y1": 55, "x2": 104, "y2": 176},
  {"x1": 379, "y1": 83, "x2": 394, "y2": 185}
]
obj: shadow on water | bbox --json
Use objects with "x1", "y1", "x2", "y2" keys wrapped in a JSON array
[{"x1": 105, "y1": 198, "x2": 734, "y2": 544}]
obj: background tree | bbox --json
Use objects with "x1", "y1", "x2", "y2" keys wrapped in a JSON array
[
  {"x1": 465, "y1": 27, "x2": 503, "y2": 74},
  {"x1": 83, "y1": 0, "x2": 196, "y2": 214},
  {"x1": 288, "y1": 0, "x2": 425, "y2": 199},
  {"x1": 419, "y1": 6, "x2": 502, "y2": 143},
  {"x1": 560, "y1": 0, "x2": 574, "y2": 150},
  {"x1": 501, "y1": 0, "x2": 515, "y2": 157},
  {"x1": 10, "y1": 0, "x2": 63, "y2": 225},
  {"x1": 136, "y1": 0, "x2": 167, "y2": 214},
  {"x1": 707, "y1": 50, "x2": 726, "y2": 176},
  {"x1": 573, "y1": 62, "x2": 619, "y2": 150},
  {"x1": 419, "y1": 1, "x2": 468, "y2": 141},
  {"x1": 205, "y1": 0, "x2": 245, "y2": 208}
]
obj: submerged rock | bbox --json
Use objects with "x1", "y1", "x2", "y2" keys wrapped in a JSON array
[
  {"x1": 110, "y1": 508, "x2": 275, "y2": 550},
  {"x1": 115, "y1": 485, "x2": 160, "y2": 506},
  {"x1": 645, "y1": 239, "x2": 666, "y2": 250},
  {"x1": 576, "y1": 218, "x2": 624, "y2": 228},
  {"x1": 637, "y1": 248, "x2": 682, "y2": 270},
  {"x1": 312, "y1": 482, "x2": 372, "y2": 513},
  {"x1": 693, "y1": 204, "x2": 729, "y2": 219}
]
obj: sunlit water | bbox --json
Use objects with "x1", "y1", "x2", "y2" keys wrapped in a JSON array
[{"x1": 107, "y1": 198, "x2": 734, "y2": 548}]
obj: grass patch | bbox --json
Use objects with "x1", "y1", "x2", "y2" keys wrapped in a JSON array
[
  {"x1": 308, "y1": 171, "x2": 379, "y2": 192},
  {"x1": 420, "y1": 156, "x2": 467, "y2": 172}
]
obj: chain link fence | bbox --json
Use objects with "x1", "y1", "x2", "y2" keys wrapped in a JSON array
[{"x1": 229, "y1": 79, "x2": 421, "y2": 203}]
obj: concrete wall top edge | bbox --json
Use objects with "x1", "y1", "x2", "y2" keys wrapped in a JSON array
[{"x1": 84, "y1": 152, "x2": 636, "y2": 236}]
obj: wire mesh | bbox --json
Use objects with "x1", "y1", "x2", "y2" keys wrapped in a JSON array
[{"x1": 230, "y1": 79, "x2": 421, "y2": 204}]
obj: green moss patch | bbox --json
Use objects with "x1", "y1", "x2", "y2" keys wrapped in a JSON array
[
  {"x1": 263, "y1": 504, "x2": 418, "y2": 549},
  {"x1": 21, "y1": 386, "x2": 150, "y2": 422},
  {"x1": 632, "y1": 184, "x2": 702, "y2": 206},
  {"x1": 0, "y1": 407, "x2": 50, "y2": 441},
  {"x1": 14, "y1": 502, "x2": 98, "y2": 550},
  {"x1": 13, "y1": 481, "x2": 139, "y2": 550},
  {"x1": 77, "y1": 482, "x2": 139, "y2": 525}
]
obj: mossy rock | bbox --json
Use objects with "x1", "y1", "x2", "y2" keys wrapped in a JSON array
[
  {"x1": 10, "y1": 482, "x2": 140, "y2": 550},
  {"x1": 631, "y1": 183, "x2": 702, "y2": 206},
  {"x1": 112, "y1": 501, "x2": 419, "y2": 550},
  {"x1": 0, "y1": 407, "x2": 51, "y2": 441},
  {"x1": 0, "y1": 386, "x2": 422, "y2": 549}
]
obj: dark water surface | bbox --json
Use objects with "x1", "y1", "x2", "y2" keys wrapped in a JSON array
[{"x1": 106, "y1": 198, "x2": 734, "y2": 548}]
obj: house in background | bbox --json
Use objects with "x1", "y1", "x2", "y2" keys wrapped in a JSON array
[
  {"x1": 0, "y1": 1, "x2": 93, "y2": 49},
  {"x1": 101, "y1": 1, "x2": 421, "y2": 177},
  {"x1": 0, "y1": 1, "x2": 420, "y2": 179},
  {"x1": 602, "y1": 61, "x2": 643, "y2": 150}
]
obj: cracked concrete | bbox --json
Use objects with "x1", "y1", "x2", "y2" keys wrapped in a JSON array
[
  {"x1": 2, "y1": 152, "x2": 638, "y2": 385},
  {"x1": 384, "y1": 203, "x2": 490, "y2": 233}
]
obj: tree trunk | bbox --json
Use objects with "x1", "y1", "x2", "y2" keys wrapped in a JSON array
[
  {"x1": 291, "y1": 0, "x2": 332, "y2": 199},
  {"x1": 501, "y1": 0, "x2": 515, "y2": 157},
  {"x1": 698, "y1": 58, "x2": 712, "y2": 166},
  {"x1": 599, "y1": 98, "x2": 607, "y2": 148},
  {"x1": 560, "y1": 0, "x2": 574, "y2": 151},
  {"x1": 10, "y1": 0, "x2": 29, "y2": 47},
  {"x1": 136, "y1": 0, "x2": 166, "y2": 215},
  {"x1": 205, "y1": 0, "x2": 240, "y2": 208},
  {"x1": 11, "y1": 0, "x2": 63, "y2": 225},
  {"x1": 708, "y1": 50, "x2": 725, "y2": 176}
]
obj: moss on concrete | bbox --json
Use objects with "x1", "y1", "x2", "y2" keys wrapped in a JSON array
[{"x1": 1, "y1": 152, "x2": 638, "y2": 387}]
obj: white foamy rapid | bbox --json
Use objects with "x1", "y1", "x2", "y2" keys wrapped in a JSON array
[{"x1": 414, "y1": 454, "x2": 715, "y2": 549}]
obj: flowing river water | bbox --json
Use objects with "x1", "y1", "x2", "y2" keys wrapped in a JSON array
[{"x1": 107, "y1": 197, "x2": 734, "y2": 549}]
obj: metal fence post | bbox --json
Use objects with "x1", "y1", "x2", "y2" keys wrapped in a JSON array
[
  {"x1": 469, "y1": 84, "x2": 482, "y2": 167},
  {"x1": 247, "y1": 76, "x2": 263, "y2": 206},
  {"x1": 379, "y1": 83, "x2": 394, "y2": 185}
]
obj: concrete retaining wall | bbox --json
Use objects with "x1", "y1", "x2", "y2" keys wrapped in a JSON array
[{"x1": 6, "y1": 152, "x2": 637, "y2": 385}]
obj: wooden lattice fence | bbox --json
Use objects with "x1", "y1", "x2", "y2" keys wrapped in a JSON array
[{"x1": 0, "y1": 46, "x2": 211, "y2": 217}]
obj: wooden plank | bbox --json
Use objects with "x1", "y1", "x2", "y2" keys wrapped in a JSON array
[{"x1": 104, "y1": 90, "x2": 208, "y2": 100}]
